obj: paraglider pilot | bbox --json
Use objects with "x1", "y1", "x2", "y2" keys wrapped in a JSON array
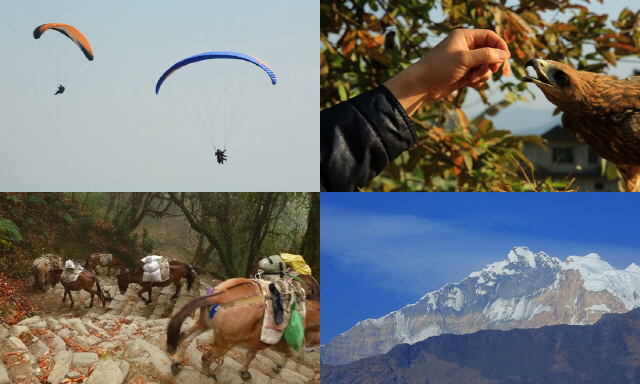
[
  {"x1": 55, "y1": 85, "x2": 65, "y2": 95},
  {"x1": 215, "y1": 149, "x2": 227, "y2": 164}
]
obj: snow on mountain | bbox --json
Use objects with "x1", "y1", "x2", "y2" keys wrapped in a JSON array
[
  {"x1": 627, "y1": 263, "x2": 640, "y2": 273},
  {"x1": 469, "y1": 247, "x2": 561, "y2": 278},
  {"x1": 321, "y1": 246, "x2": 640, "y2": 366},
  {"x1": 563, "y1": 253, "x2": 640, "y2": 310},
  {"x1": 483, "y1": 297, "x2": 551, "y2": 322}
]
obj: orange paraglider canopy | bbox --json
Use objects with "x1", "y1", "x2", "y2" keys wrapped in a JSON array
[{"x1": 33, "y1": 23, "x2": 93, "y2": 61}]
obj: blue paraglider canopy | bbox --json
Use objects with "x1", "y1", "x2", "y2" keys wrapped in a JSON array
[{"x1": 155, "y1": 51, "x2": 276, "y2": 94}]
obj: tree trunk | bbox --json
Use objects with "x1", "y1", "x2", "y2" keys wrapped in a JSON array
[
  {"x1": 243, "y1": 193, "x2": 279, "y2": 277},
  {"x1": 299, "y1": 192, "x2": 320, "y2": 282}
]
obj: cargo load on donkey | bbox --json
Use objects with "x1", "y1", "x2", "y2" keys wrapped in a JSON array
[
  {"x1": 141, "y1": 255, "x2": 162, "y2": 283},
  {"x1": 257, "y1": 254, "x2": 287, "y2": 279},
  {"x1": 253, "y1": 253, "x2": 319, "y2": 299},
  {"x1": 256, "y1": 253, "x2": 312, "y2": 281}
]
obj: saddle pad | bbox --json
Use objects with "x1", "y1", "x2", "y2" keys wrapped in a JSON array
[
  {"x1": 261, "y1": 274, "x2": 280, "y2": 283},
  {"x1": 159, "y1": 262, "x2": 170, "y2": 281},
  {"x1": 50, "y1": 256, "x2": 62, "y2": 270},
  {"x1": 256, "y1": 279, "x2": 306, "y2": 346},
  {"x1": 33, "y1": 257, "x2": 50, "y2": 268},
  {"x1": 99, "y1": 254, "x2": 113, "y2": 265},
  {"x1": 33, "y1": 254, "x2": 61, "y2": 269}
]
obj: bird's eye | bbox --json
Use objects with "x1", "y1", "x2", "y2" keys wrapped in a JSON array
[{"x1": 555, "y1": 71, "x2": 570, "y2": 86}]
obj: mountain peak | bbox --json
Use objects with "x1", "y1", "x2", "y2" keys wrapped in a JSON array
[
  {"x1": 322, "y1": 247, "x2": 640, "y2": 366},
  {"x1": 507, "y1": 246, "x2": 543, "y2": 268},
  {"x1": 626, "y1": 263, "x2": 640, "y2": 273},
  {"x1": 563, "y1": 254, "x2": 640, "y2": 310},
  {"x1": 471, "y1": 247, "x2": 558, "y2": 278}
]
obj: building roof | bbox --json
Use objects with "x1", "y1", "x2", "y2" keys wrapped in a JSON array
[{"x1": 541, "y1": 125, "x2": 580, "y2": 142}]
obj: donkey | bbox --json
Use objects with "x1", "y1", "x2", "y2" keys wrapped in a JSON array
[
  {"x1": 166, "y1": 277, "x2": 320, "y2": 381},
  {"x1": 48, "y1": 269, "x2": 109, "y2": 308},
  {"x1": 83, "y1": 253, "x2": 127, "y2": 276},
  {"x1": 32, "y1": 254, "x2": 63, "y2": 291},
  {"x1": 116, "y1": 260, "x2": 195, "y2": 305}
]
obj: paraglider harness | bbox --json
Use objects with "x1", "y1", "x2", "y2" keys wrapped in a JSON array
[
  {"x1": 55, "y1": 84, "x2": 65, "y2": 95},
  {"x1": 215, "y1": 148, "x2": 227, "y2": 164}
]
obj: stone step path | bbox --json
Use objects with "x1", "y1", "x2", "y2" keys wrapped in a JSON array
[
  {"x1": 48, "y1": 267, "x2": 201, "y2": 320},
  {"x1": 1, "y1": 270, "x2": 319, "y2": 384}
]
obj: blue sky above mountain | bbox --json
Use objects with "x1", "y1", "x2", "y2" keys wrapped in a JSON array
[{"x1": 321, "y1": 193, "x2": 640, "y2": 344}]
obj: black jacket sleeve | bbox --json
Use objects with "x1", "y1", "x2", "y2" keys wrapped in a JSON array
[{"x1": 320, "y1": 85, "x2": 417, "y2": 192}]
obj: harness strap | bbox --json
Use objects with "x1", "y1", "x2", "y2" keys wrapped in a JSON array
[
  {"x1": 287, "y1": 273, "x2": 307, "y2": 285},
  {"x1": 208, "y1": 294, "x2": 267, "y2": 318},
  {"x1": 258, "y1": 282, "x2": 269, "y2": 297}
]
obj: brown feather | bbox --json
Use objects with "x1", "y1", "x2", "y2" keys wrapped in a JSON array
[{"x1": 524, "y1": 59, "x2": 640, "y2": 191}]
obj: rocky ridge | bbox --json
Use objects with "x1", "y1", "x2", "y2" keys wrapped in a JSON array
[
  {"x1": 0, "y1": 268, "x2": 319, "y2": 384},
  {"x1": 322, "y1": 246, "x2": 640, "y2": 366},
  {"x1": 321, "y1": 307, "x2": 640, "y2": 384}
]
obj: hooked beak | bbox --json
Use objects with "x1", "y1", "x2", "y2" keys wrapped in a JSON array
[{"x1": 523, "y1": 59, "x2": 554, "y2": 87}]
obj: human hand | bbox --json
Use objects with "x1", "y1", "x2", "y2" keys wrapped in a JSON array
[{"x1": 384, "y1": 29, "x2": 511, "y2": 116}]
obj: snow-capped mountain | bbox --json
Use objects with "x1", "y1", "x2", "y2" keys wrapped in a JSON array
[{"x1": 321, "y1": 247, "x2": 640, "y2": 366}]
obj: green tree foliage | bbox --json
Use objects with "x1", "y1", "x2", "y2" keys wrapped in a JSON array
[
  {"x1": 0, "y1": 219, "x2": 22, "y2": 251},
  {"x1": 321, "y1": 0, "x2": 640, "y2": 191},
  {"x1": 169, "y1": 193, "x2": 313, "y2": 279},
  {"x1": 106, "y1": 193, "x2": 175, "y2": 235},
  {"x1": 0, "y1": 193, "x2": 317, "y2": 279}
]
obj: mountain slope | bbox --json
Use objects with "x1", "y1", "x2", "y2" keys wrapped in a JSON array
[
  {"x1": 321, "y1": 247, "x2": 640, "y2": 365},
  {"x1": 321, "y1": 307, "x2": 640, "y2": 384}
]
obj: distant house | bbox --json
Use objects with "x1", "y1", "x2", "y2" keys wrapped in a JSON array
[{"x1": 522, "y1": 125, "x2": 620, "y2": 192}]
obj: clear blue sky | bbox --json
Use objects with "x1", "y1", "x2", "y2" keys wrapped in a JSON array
[
  {"x1": 321, "y1": 193, "x2": 640, "y2": 344},
  {"x1": 0, "y1": 1, "x2": 317, "y2": 191}
]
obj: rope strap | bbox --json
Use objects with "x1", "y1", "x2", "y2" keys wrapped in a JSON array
[{"x1": 287, "y1": 273, "x2": 307, "y2": 285}]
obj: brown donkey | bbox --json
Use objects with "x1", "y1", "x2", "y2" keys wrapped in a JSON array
[
  {"x1": 166, "y1": 278, "x2": 320, "y2": 381},
  {"x1": 116, "y1": 260, "x2": 195, "y2": 305},
  {"x1": 48, "y1": 269, "x2": 108, "y2": 308},
  {"x1": 32, "y1": 254, "x2": 62, "y2": 291},
  {"x1": 83, "y1": 253, "x2": 127, "y2": 276}
]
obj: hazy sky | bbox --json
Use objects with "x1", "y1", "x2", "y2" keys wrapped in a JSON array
[
  {"x1": 321, "y1": 193, "x2": 640, "y2": 344},
  {"x1": 0, "y1": 1, "x2": 317, "y2": 191}
]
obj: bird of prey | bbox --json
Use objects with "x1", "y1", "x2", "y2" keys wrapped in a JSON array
[{"x1": 523, "y1": 58, "x2": 640, "y2": 191}]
